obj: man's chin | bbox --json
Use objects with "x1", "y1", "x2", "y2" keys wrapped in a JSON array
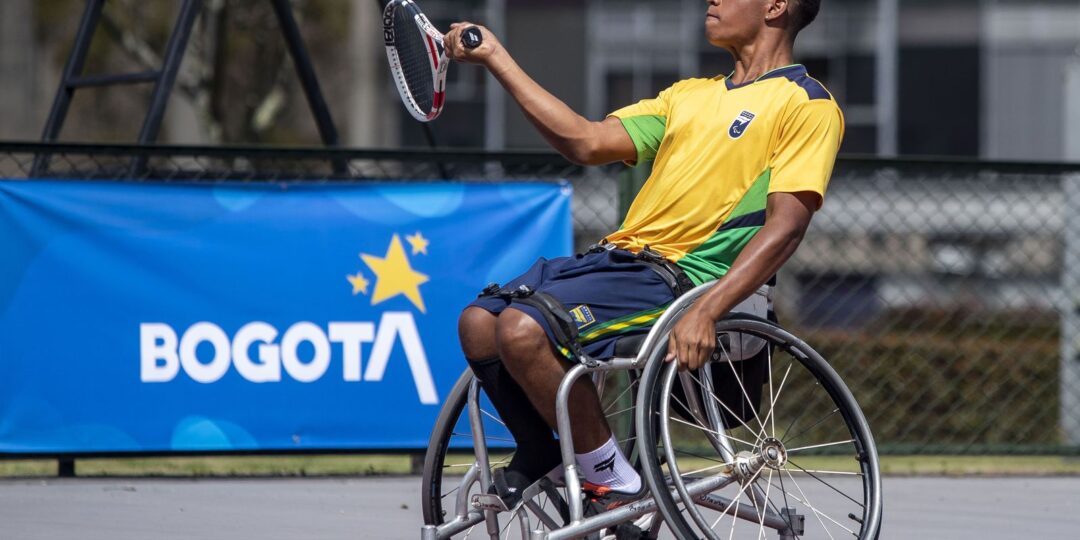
[{"x1": 705, "y1": 33, "x2": 729, "y2": 48}]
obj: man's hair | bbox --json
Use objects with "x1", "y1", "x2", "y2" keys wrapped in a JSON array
[{"x1": 789, "y1": 0, "x2": 821, "y2": 33}]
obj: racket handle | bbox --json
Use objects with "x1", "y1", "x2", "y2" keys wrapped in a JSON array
[{"x1": 462, "y1": 26, "x2": 483, "y2": 49}]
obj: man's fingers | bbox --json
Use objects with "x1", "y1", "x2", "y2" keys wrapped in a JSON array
[
  {"x1": 697, "y1": 339, "x2": 713, "y2": 371},
  {"x1": 666, "y1": 332, "x2": 679, "y2": 362},
  {"x1": 445, "y1": 22, "x2": 468, "y2": 56}
]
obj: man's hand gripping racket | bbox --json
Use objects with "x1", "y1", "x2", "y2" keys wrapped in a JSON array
[{"x1": 383, "y1": 0, "x2": 493, "y2": 122}]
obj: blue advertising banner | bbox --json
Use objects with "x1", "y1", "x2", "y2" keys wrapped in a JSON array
[{"x1": 0, "y1": 179, "x2": 572, "y2": 453}]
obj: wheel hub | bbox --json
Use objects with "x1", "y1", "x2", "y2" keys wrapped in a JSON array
[
  {"x1": 731, "y1": 451, "x2": 757, "y2": 483},
  {"x1": 759, "y1": 437, "x2": 787, "y2": 469},
  {"x1": 730, "y1": 438, "x2": 788, "y2": 484}
]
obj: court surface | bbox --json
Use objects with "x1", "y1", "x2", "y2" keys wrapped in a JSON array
[{"x1": 2, "y1": 476, "x2": 1078, "y2": 539}]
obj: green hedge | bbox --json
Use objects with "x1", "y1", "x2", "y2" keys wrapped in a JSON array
[{"x1": 792, "y1": 308, "x2": 1062, "y2": 453}]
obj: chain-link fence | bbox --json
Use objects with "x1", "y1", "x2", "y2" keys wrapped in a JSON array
[{"x1": 4, "y1": 142, "x2": 1079, "y2": 455}]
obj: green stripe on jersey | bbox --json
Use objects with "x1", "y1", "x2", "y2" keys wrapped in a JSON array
[
  {"x1": 619, "y1": 115, "x2": 667, "y2": 165},
  {"x1": 677, "y1": 226, "x2": 764, "y2": 285},
  {"x1": 726, "y1": 169, "x2": 771, "y2": 222},
  {"x1": 675, "y1": 168, "x2": 772, "y2": 285}
]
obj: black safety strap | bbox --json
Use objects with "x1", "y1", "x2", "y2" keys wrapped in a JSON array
[
  {"x1": 584, "y1": 242, "x2": 694, "y2": 298},
  {"x1": 478, "y1": 283, "x2": 586, "y2": 361},
  {"x1": 515, "y1": 292, "x2": 585, "y2": 360},
  {"x1": 636, "y1": 246, "x2": 695, "y2": 298}
]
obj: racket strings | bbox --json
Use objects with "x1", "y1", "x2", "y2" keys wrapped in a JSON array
[{"x1": 393, "y1": 8, "x2": 436, "y2": 114}]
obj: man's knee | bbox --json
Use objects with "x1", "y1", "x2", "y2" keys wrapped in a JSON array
[
  {"x1": 459, "y1": 307, "x2": 498, "y2": 360},
  {"x1": 495, "y1": 308, "x2": 550, "y2": 362}
]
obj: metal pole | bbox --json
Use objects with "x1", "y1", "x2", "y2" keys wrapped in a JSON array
[
  {"x1": 584, "y1": 0, "x2": 603, "y2": 121},
  {"x1": 875, "y1": 0, "x2": 899, "y2": 157},
  {"x1": 369, "y1": 0, "x2": 445, "y2": 177},
  {"x1": 1066, "y1": 56, "x2": 1080, "y2": 162},
  {"x1": 137, "y1": 0, "x2": 204, "y2": 145},
  {"x1": 631, "y1": 4, "x2": 650, "y2": 100},
  {"x1": 483, "y1": 0, "x2": 506, "y2": 152},
  {"x1": 126, "y1": 0, "x2": 203, "y2": 177},
  {"x1": 58, "y1": 458, "x2": 75, "y2": 478},
  {"x1": 466, "y1": 379, "x2": 501, "y2": 539},
  {"x1": 1061, "y1": 57, "x2": 1080, "y2": 445},
  {"x1": 555, "y1": 364, "x2": 590, "y2": 524},
  {"x1": 39, "y1": 0, "x2": 104, "y2": 143},
  {"x1": 33, "y1": 0, "x2": 106, "y2": 176},
  {"x1": 270, "y1": 0, "x2": 340, "y2": 148}
]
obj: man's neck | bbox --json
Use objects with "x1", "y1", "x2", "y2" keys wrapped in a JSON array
[{"x1": 725, "y1": 35, "x2": 795, "y2": 86}]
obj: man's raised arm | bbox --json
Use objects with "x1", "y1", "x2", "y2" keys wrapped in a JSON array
[{"x1": 444, "y1": 23, "x2": 635, "y2": 166}]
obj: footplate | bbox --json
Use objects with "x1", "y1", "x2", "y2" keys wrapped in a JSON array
[{"x1": 471, "y1": 493, "x2": 511, "y2": 513}]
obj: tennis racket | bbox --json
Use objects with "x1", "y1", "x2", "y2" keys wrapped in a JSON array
[{"x1": 383, "y1": 0, "x2": 483, "y2": 122}]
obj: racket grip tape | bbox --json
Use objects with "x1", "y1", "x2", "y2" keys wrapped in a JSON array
[{"x1": 462, "y1": 26, "x2": 483, "y2": 49}]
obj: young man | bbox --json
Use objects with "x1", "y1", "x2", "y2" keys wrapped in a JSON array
[{"x1": 447, "y1": 0, "x2": 842, "y2": 505}]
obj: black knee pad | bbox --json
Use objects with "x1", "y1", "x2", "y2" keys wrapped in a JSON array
[{"x1": 466, "y1": 357, "x2": 561, "y2": 481}]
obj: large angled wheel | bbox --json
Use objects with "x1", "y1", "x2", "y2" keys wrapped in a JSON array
[
  {"x1": 638, "y1": 316, "x2": 882, "y2": 539},
  {"x1": 421, "y1": 367, "x2": 642, "y2": 538}
]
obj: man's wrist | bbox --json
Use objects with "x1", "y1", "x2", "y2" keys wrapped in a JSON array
[
  {"x1": 485, "y1": 48, "x2": 514, "y2": 76},
  {"x1": 699, "y1": 287, "x2": 736, "y2": 321}
]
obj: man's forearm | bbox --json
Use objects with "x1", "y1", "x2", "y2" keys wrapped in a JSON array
[
  {"x1": 698, "y1": 222, "x2": 804, "y2": 320},
  {"x1": 485, "y1": 50, "x2": 599, "y2": 163}
]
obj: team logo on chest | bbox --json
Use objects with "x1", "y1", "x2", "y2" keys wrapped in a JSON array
[{"x1": 728, "y1": 110, "x2": 756, "y2": 139}]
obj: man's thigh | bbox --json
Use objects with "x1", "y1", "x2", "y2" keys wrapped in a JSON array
[{"x1": 467, "y1": 250, "x2": 676, "y2": 360}]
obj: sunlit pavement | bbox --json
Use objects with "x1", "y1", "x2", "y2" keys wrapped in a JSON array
[{"x1": 1, "y1": 476, "x2": 1078, "y2": 539}]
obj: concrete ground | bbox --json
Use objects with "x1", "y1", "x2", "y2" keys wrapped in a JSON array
[{"x1": 2, "y1": 476, "x2": 1078, "y2": 539}]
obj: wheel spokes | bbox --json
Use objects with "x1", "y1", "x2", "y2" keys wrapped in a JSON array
[{"x1": 658, "y1": 327, "x2": 874, "y2": 540}]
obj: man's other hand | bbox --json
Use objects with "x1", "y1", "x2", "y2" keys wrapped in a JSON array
[
  {"x1": 665, "y1": 304, "x2": 717, "y2": 372},
  {"x1": 445, "y1": 22, "x2": 502, "y2": 66}
]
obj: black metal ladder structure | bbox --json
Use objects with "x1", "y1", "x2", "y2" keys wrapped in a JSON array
[{"x1": 33, "y1": 0, "x2": 342, "y2": 177}]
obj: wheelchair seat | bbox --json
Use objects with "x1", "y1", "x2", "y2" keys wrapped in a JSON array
[{"x1": 612, "y1": 333, "x2": 648, "y2": 358}]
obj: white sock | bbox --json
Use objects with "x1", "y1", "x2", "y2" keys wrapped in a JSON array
[{"x1": 576, "y1": 435, "x2": 641, "y2": 493}]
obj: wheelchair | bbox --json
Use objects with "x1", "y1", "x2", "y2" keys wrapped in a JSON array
[{"x1": 420, "y1": 281, "x2": 883, "y2": 540}]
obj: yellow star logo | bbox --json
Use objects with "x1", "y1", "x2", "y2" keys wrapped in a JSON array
[
  {"x1": 406, "y1": 231, "x2": 430, "y2": 255},
  {"x1": 346, "y1": 272, "x2": 370, "y2": 295},
  {"x1": 361, "y1": 234, "x2": 430, "y2": 313}
]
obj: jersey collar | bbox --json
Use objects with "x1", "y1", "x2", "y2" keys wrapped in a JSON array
[{"x1": 724, "y1": 64, "x2": 805, "y2": 91}]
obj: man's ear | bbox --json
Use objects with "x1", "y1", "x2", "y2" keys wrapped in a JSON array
[{"x1": 765, "y1": 0, "x2": 790, "y2": 23}]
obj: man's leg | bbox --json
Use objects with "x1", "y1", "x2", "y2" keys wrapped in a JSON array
[
  {"x1": 495, "y1": 307, "x2": 640, "y2": 494},
  {"x1": 458, "y1": 307, "x2": 561, "y2": 482},
  {"x1": 493, "y1": 308, "x2": 610, "y2": 450}
]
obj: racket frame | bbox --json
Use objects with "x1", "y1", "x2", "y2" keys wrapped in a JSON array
[{"x1": 383, "y1": 0, "x2": 449, "y2": 122}]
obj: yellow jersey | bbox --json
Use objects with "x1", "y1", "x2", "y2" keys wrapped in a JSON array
[{"x1": 607, "y1": 64, "x2": 844, "y2": 285}]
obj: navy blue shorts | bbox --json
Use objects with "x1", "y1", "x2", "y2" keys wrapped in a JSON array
[{"x1": 468, "y1": 248, "x2": 676, "y2": 360}]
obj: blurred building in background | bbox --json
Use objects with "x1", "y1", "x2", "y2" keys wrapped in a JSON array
[
  {"x1": 1, "y1": 0, "x2": 1078, "y2": 160},
  {"x1": 431, "y1": 0, "x2": 1080, "y2": 161}
]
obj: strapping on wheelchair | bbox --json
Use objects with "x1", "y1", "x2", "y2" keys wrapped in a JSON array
[
  {"x1": 479, "y1": 282, "x2": 590, "y2": 360},
  {"x1": 478, "y1": 243, "x2": 774, "y2": 369},
  {"x1": 478, "y1": 245, "x2": 695, "y2": 367},
  {"x1": 427, "y1": 267, "x2": 881, "y2": 540}
]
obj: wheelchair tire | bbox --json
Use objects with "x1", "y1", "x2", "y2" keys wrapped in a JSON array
[
  {"x1": 421, "y1": 369, "x2": 474, "y2": 526},
  {"x1": 637, "y1": 316, "x2": 882, "y2": 540}
]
